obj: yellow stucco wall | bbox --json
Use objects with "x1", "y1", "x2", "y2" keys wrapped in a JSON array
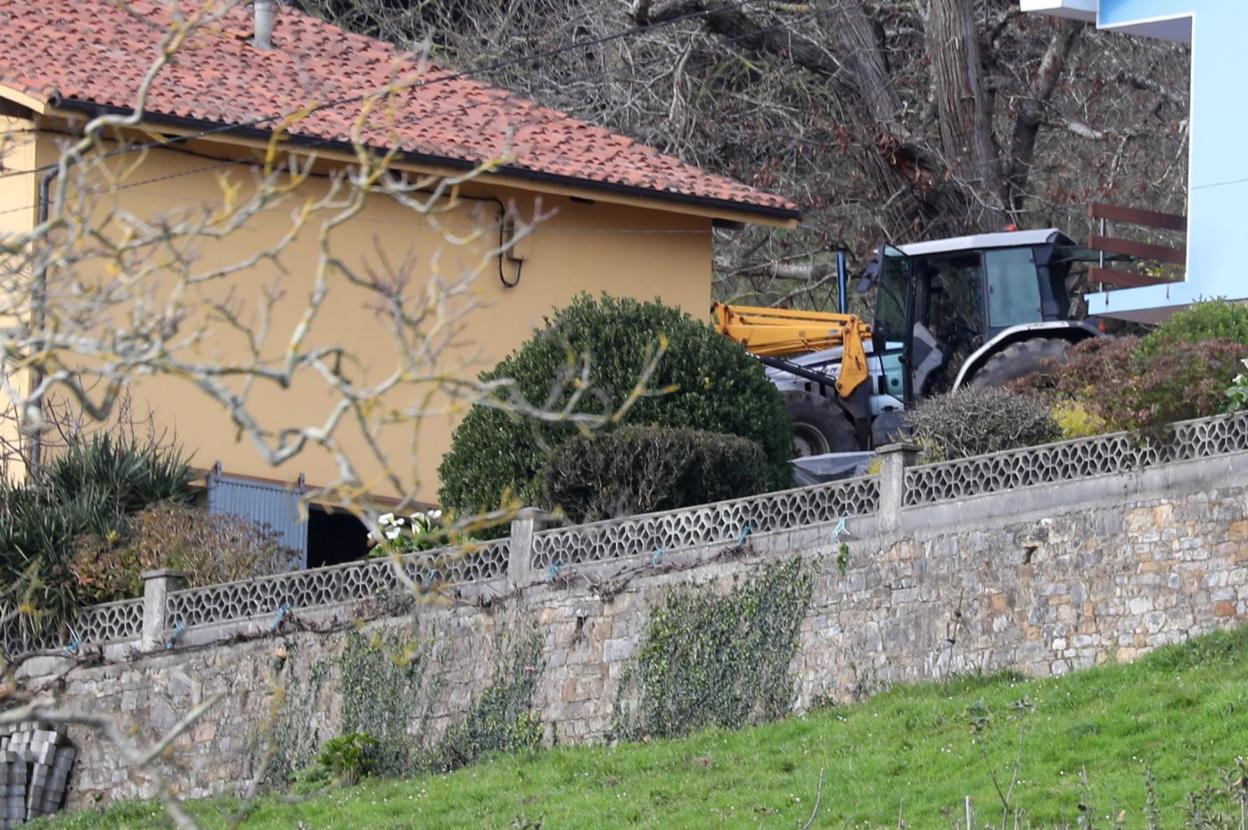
[
  {"x1": 33, "y1": 132, "x2": 714, "y2": 504},
  {"x1": 0, "y1": 115, "x2": 38, "y2": 481}
]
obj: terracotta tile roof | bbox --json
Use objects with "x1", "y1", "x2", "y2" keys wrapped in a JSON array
[{"x1": 0, "y1": 0, "x2": 798, "y2": 220}]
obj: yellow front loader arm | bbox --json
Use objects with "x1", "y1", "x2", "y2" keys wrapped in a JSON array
[{"x1": 711, "y1": 302, "x2": 872, "y2": 398}]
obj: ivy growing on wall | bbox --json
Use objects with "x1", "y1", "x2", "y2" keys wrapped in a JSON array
[
  {"x1": 339, "y1": 628, "x2": 442, "y2": 777},
  {"x1": 430, "y1": 625, "x2": 545, "y2": 772},
  {"x1": 264, "y1": 649, "x2": 332, "y2": 786},
  {"x1": 612, "y1": 558, "x2": 815, "y2": 741},
  {"x1": 270, "y1": 622, "x2": 547, "y2": 791}
]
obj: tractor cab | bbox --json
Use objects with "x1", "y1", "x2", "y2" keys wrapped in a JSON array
[
  {"x1": 864, "y1": 229, "x2": 1098, "y2": 405},
  {"x1": 713, "y1": 228, "x2": 1103, "y2": 459}
]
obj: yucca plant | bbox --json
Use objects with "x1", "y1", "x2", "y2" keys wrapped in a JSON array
[
  {"x1": 0, "y1": 482, "x2": 84, "y2": 643},
  {"x1": 42, "y1": 434, "x2": 194, "y2": 517},
  {"x1": 0, "y1": 435, "x2": 194, "y2": 649}
]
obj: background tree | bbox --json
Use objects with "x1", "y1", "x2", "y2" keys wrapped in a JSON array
[{"x1": 293, "y1": 0, "x2": 1191, "y2": 309}]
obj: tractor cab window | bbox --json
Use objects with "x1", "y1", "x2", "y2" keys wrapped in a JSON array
[
  {"x1": 871, "y1": 248, "x2": 910, "y2": 402},
  {"x1": 985, "y1": 247, "x2": 1043, "y2": 329},
  {"x1": 873, "y1": 250, "x2": 908, "y2": 344},
  {"x1": 912, "y1": 252, "x2": 985, "y2": 395}
]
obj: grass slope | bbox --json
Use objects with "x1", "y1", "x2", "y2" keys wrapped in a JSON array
[{"x1": 41, "y1": 627, "x2": 1248, "y2": 829}]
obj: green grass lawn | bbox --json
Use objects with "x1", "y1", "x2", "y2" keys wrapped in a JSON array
[{"x1": 41, "y1": 626, "x2": 1248, "y2": 829}]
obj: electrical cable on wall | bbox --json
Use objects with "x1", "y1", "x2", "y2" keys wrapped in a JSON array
[
  {"x1": 496, "y1": 203, "x2": 525, "y2": 288},
  {"x1": 433, "y1": 192, "x2": 524, "y2": 288}
]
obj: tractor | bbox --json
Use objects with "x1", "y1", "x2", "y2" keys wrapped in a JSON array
[{"x1": 713, "y1": 228, "x2": 1102, "y2": 455}]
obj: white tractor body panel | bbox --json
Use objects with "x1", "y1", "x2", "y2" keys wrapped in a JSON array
[{"x1": 950, "y1": 321, "x2": 1100, "y2": 390}]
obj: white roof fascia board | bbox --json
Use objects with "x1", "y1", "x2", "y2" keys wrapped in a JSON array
[
  {"x1": 1019, "y1": 0, "x2": 1097, "y2": 22},
  {"x1": 1022, "y1": 0, "x2": 1192, "y2": 43},
  {"x1": 899, "y1": 229, "x2": 1066, "y2": 257},
  {"x1": 1099, "y1": 13, "x2": 1193, "y2": 43}
]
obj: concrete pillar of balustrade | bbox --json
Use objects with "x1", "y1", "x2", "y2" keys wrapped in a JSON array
[
  {"x1": 507, "y1": 508, "x2": 543, "y2": 591},
  {"x1": 876, "y1": 442, "x2": 920, "y2": 532},
  {"x1": 140, "y1": 569, "x2": 186, "y2": 652}
]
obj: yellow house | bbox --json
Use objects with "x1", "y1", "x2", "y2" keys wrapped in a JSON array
[{"x1": 0, "y1": 0, "x2": 797, "y2": 564}]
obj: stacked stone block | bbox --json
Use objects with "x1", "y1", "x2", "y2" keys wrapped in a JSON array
[{"x1": 0, "y1": 723, "x2": 74, "y2": 827}]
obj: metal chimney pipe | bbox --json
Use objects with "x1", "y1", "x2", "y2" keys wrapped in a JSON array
[{"x1": 254, "y1": 0, "x2": 274, "y2": 49}]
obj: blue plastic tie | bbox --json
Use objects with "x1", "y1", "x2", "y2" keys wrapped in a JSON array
[
  {"x1": 651, "y1": 547, "x2": 665, "y2": 568},
  {"x1": 63, "y1": 636, "x2": 80, "y2": 656},
  {"x1": 269, "y1": 604, "x2": 289, "y2": 632},
  {"x1": 830, "y1": 517, "x2": 849, "y2": 540},
  {"x1": 164, "y1": 621, "x2": 186, "y2": 650},
  {"x1": 546, "y1": 562, "x2": 562, "y2": 583},
  {"x1": 737, "y1": 522, "x2": 753, "y2": 545}
]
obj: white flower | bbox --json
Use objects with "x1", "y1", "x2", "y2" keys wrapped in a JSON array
[
  {"x1": 385, "y1": 526, "x2": 402, "y2": 540},
  {"x1": 379, "y1": 512, "x2": 396, "y2": 525},
  {"x1": 429, "y1": 509, "x2": 442, "y2": 520}
]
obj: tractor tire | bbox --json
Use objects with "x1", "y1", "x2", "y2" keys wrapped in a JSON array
[
  {"x1": 782, "y1": 390, "x2": 860, "y2": 457},
  {"x1": 966, "y1": 338, "x2": 1073, "y2": 389}
]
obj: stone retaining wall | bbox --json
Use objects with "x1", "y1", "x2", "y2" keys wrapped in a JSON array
[{"x1": 15, "y1": 451, "x2": 1248, "y2": 807}]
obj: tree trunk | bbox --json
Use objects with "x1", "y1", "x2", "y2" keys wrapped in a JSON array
[
  {"x1": 928, "y1": 0, "x2": 1007, "y2": 227},
  {"x1": 635, "y1": 0, "x2": 1084, "y2": 239},
  {"x1": 1007, "y1": 20, "x2": 1082, "y2": 214}
]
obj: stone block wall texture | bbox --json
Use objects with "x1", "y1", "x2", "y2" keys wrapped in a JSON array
[{"x1": 18, "y1": 452, "x2": 1248, "y2": 806}]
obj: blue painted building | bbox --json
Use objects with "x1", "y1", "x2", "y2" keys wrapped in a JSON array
[{"x1": 1023, "y1": 0, "x2": 1244, "y2": 323}]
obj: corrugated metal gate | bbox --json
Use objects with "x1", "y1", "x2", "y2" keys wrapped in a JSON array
[{"x1": 206, "y1": 467, "x2": 308, "y2": 569}]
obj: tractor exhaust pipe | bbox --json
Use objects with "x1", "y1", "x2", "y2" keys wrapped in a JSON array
[{"x1": 836, "y1": 246, "x2": 849, "y2": 315}]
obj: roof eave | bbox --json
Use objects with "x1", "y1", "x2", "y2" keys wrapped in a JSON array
[
  {"x1": 41, "y1": 96, "x2": 800, "y2": 228},
  {"x1": 0, "y1": 83, "x2": 50, "y2": 115},
  {"x1": 1021, "y1": 0, "x2": 1192, "y2": 42},
  {"x1": 485, "y1": 163, "x2": 801, "y2": 227}
]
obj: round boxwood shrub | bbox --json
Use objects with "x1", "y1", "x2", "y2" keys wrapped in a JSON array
[
  {"x1": 540, "y1": 425, "x2": 770, "y2": 523},
  {"x1": 438, "y1": 294, "x2": 792, "y2": 517}
]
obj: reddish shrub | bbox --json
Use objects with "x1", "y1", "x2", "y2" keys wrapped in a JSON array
[
  {"x1": 1106, "y1": 338, "x2": 1248, "y2": 433},
  {"x1": 1012, "y1": 336, "x2": 1141, "y2": 403},
  {"x1": 1015, "y1": 336, "x2": 1248, "y2": 435},
  {"x1": 71, "y1": 502, "x2": 297, "y2": 602}
]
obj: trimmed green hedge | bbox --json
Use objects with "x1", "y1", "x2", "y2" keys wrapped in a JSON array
[
  {"x1": 1137, "y1": 299, "x2": 1248, "y2": 357},
  {"x1": 540, "y1": 425, "x2": 769, "y2": 523}
]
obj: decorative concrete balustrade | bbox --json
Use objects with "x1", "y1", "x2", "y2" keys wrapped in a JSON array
[
  {"x1": 5, "y1": 410, "x2": 1248, "y2": 664},
  {"x1": 526, "y1": 472, "x2": 881, "y2": 575},
  {"x1": 905, "y1": 411, "x2": 1248, "y2": 505}
]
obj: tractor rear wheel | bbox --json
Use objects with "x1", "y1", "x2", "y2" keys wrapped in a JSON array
[
  {"x1": 782, "y1": 390, "x2": 860, "y2": 457},
  {"x1": 966, "y1": 338, "x2": 1073, "y2": 388}
]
